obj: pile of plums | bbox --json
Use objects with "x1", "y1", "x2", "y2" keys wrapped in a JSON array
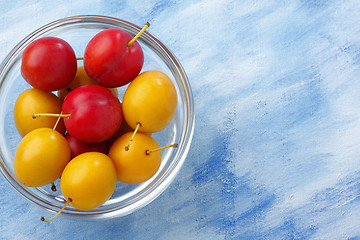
[{"x1": 12, "y1": 25, "x2": 178, "y2": 219}]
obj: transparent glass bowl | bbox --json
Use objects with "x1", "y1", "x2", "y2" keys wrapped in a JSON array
[{"x1": 0, "y1": 15, "x2": 194, "y2": 219}]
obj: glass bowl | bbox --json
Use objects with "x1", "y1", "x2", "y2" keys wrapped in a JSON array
[{"x1": 0, "y1": 15, "x2": 194, "y2": 219}]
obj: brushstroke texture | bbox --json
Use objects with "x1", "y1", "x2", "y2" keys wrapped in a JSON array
[{"x1": 0, "y1": 0, "x2": 360, "y2": 239}]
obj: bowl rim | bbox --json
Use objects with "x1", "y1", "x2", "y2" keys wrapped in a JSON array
[{"x1": 0, "y1": 15, "x2": 195, "y2": 219}]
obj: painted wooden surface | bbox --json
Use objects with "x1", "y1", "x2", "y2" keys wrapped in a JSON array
[{"x1": 1, "y1": 1, "x2": 360, "y2": 239}]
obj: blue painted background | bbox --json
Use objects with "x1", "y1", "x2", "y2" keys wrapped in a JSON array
[{"x1": 1, "y1": 0, "x2": 360, "y2": 239}]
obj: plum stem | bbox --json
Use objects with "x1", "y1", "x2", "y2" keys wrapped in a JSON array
[
  {"x1": 127, "y1": 22, "x2": 150, "y2": 47},
  {"x1": 52, "y1": 111, "x2": 63, "y2": 130},
  {"x1": 125, "y1": 123, "x2": 141, "y2": 151},
  {"x1": 41, "y1": 198, "x2": 72, "y2": 222},
  {"x1": 145, "y1": 143, "x2": 178, "y2": 155},
  {"x1": 51, "y1": 182, "x2": 57, "y2": 192},
  {"x1": 32, "y1": 113, "x2": 71, "y2": 119}
]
